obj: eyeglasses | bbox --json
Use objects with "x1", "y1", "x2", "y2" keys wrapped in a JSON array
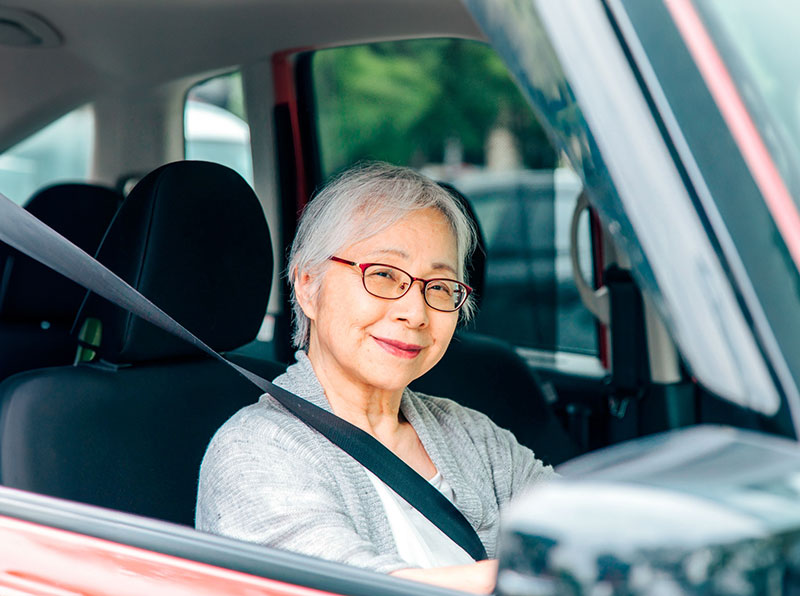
[{"x1": 329, "y1": 256, "x2": 472, "y2": 312}]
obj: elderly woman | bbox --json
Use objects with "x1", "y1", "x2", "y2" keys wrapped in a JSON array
[{"x1": 196, "y1": 162, "x2": 554, "y2": 594}]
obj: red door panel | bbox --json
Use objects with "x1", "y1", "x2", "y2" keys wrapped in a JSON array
[{"x1": 0, "y1": 515, "x2": 332, "y2": 596}]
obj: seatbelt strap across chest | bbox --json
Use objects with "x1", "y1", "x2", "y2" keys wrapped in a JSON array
[{"x1": 0, "y1": 193, "x2": 488, "y2": 562}]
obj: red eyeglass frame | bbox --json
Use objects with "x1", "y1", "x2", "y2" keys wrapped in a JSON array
[{"x1": 329, "y1": 256, "x2": 473, "y2": 312}]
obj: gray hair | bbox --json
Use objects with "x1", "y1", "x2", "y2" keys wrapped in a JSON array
[{"x1": 288, "y1": 162, "x2": 477, "y2": 348}]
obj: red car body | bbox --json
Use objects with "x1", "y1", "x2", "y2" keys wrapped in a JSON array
[{"x1": 2, "y1": 0, "x2": 800, "y2": 593}]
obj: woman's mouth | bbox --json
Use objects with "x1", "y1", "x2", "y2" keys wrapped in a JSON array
[{"x1": 372, "y1": 336, "x2": 425, "y2": 359}]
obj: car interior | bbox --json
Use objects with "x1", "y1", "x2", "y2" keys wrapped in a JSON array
[{"x1": 0, "y1": 0, "x2": 791, "y2": 563}]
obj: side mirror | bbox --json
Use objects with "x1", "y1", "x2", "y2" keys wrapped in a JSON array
[{"x1": 496, "y1": 426, "x2": 800, "y2": 595}]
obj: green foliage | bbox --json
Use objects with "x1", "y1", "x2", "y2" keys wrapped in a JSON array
[{"x1": 313, "y1": 39, "x2": 555, "y2": 176}]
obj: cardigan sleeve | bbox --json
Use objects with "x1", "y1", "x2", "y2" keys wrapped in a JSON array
[
  {"x1": 195, "y1": 408, "x2": 409, "y2": 574},
  {"x1": 487, "y1": 420, "x2": 557, "y2": 502}
]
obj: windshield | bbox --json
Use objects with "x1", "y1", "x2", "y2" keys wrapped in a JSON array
[{"x1": 651, "y1": 0, "x2": 800, "y2": 432}]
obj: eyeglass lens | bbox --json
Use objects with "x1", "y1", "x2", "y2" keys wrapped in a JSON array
[{"x1": 362, "y1": 265, "x2": 466, "y2": 311}]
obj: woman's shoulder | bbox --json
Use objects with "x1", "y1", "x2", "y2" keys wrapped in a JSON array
[
  {"x1": 406, "y1": 389, "x2": 554, "y2": 492},
  {"x1": 203, "y1": 394, "x2": 318, "y2": 464}
]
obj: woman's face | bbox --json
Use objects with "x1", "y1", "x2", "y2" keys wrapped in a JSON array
[{"x1": 298, "y1": 207, "x2": 461, "y2": 396}]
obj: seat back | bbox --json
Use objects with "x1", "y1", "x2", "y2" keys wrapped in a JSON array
[
  {"x1": 0, "y1": 162, "x2": 284, "y2": 525},
  {"x1": 411, "y1": 184, "x2": 579, "y2": 466},
  {"x1": 0, "y1": 184, "x2": 121, "y2": 381}
]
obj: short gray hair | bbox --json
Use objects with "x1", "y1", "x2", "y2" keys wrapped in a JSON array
[{"x1": 288, "y1": 162, "x2": 477, "y2": 348}]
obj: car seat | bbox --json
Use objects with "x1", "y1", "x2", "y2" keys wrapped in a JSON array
[
  {"x1": 410, "y1": 184, "x2": 579, "y2": 466},
  {"x1": 0, "y1": 161, "x2": 285, "y2": 525},
  {"x1": 0, "y1": 183, "x2": 121, "y2": 382}
]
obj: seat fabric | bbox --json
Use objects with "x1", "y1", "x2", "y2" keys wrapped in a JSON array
[
  {"x1": 0, "y1": 354, "x2": 280, "y2": 525},
  {"x1": 0, "y1": 161, "x2": 284, "y2": 525}
]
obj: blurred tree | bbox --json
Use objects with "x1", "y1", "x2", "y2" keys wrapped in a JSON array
[{"x1": 313, "y1": 39, "x2": 555, "y2": 176}]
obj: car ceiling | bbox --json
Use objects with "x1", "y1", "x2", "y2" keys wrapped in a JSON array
[{"x1": 0, "y1": 0, "x2": 483, "y2": 150}]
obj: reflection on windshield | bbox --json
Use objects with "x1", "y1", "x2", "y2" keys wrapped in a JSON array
[{"x1": 696, "y1": 0, "x2": 800, "y2": 205}]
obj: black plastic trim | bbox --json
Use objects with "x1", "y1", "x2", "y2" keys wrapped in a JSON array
[{"x1": 295, "y1": 51, "x2": 325, "y2": 191}]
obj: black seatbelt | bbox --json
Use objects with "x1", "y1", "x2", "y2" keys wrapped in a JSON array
[{"x1": 0, "y1": 193, "x2": 488, "y2": 562}]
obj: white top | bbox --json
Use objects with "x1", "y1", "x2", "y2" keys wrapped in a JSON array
[{"x1": 365, "y1": 469, "x2": 476, "y2": 568}]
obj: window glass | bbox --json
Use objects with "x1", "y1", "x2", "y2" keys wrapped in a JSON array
[
  {"x1": 311, "y1": 40, "x2": 597, "y2": 354},
  {"x1": 0, "y1": 105, "x2": 93, "y2": 205},
  {"x1": 185, "y1": 72, "x2": 253, "y2": 186}
]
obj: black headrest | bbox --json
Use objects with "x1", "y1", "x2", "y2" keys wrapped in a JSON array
[
  {"x1": 0, "y1": 184, "x2": 121, "y2": 323},
  {"x1": 438, "y1": 182, "x2": 487, "y2": 308},
  {"x1": 76, "y1": 161, "x2": 272, "y2": 363}
]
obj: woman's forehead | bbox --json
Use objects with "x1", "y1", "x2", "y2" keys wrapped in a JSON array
[
  {"x1": 344, "y1": 209, "x2": 459, "y2": 269},
  {"x1": 361, "y1": 247, "x2": 458, "y2": 275}
]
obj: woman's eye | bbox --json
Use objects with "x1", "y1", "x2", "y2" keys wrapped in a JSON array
[
  {"x1": 369, "y1": 268, "x2": 398, "y2": 282},
  {"x1": 428, "y1": 282, "x2": 453, "y2": 296}
]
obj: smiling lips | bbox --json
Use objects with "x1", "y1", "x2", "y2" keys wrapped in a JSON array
[{"x1": 372, "y1": 336, "x2": 426, "y2": 359}]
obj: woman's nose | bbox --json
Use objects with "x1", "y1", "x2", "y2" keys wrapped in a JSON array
[{"x1": 392, "y1": 280, "x2": 429, "y2": 327}]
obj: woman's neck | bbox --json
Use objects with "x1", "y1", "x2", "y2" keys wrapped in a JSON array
[
  {"x1": 305, "y1": 347, "x2": 405, "y2": 439},
  {"x1": 304, "y1": 346, "x2": 438, "y2": 479}
]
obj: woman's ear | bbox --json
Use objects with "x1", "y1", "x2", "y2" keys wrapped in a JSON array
[{"x1": 293, "y1": 269, "x2": 318, "y2": 321}]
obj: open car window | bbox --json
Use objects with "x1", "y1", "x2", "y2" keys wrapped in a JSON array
[{"x1": 310, "y1": 39, "x2": 598, "y2": 358}]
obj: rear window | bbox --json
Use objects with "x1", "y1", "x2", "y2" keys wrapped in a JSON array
[
  {"x1": 0, "y1": 105, "x2": 94, "y2": 205},
  {"x1": 184, "y1": 72, "x2": 253, "y2": 186}
]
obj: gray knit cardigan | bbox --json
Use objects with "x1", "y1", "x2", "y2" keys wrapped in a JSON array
[{"x1": 196, "y1": 351, "x2": 554, "y2": 573}]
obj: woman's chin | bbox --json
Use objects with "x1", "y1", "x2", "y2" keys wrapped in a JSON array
[{"x1": 368, "y1": 360, "x2": 440, "y2": 392}]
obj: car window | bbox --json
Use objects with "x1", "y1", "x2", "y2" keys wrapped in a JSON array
[
  {"x1": 0, "y1": 105, "x2": 93, "y2": 205},
  {"x1": 184, "y1": 72, "x2": 254, "y2": 186},
  {"x1": 310, "y1": 39, "x2": 597, "y2": 355}
]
